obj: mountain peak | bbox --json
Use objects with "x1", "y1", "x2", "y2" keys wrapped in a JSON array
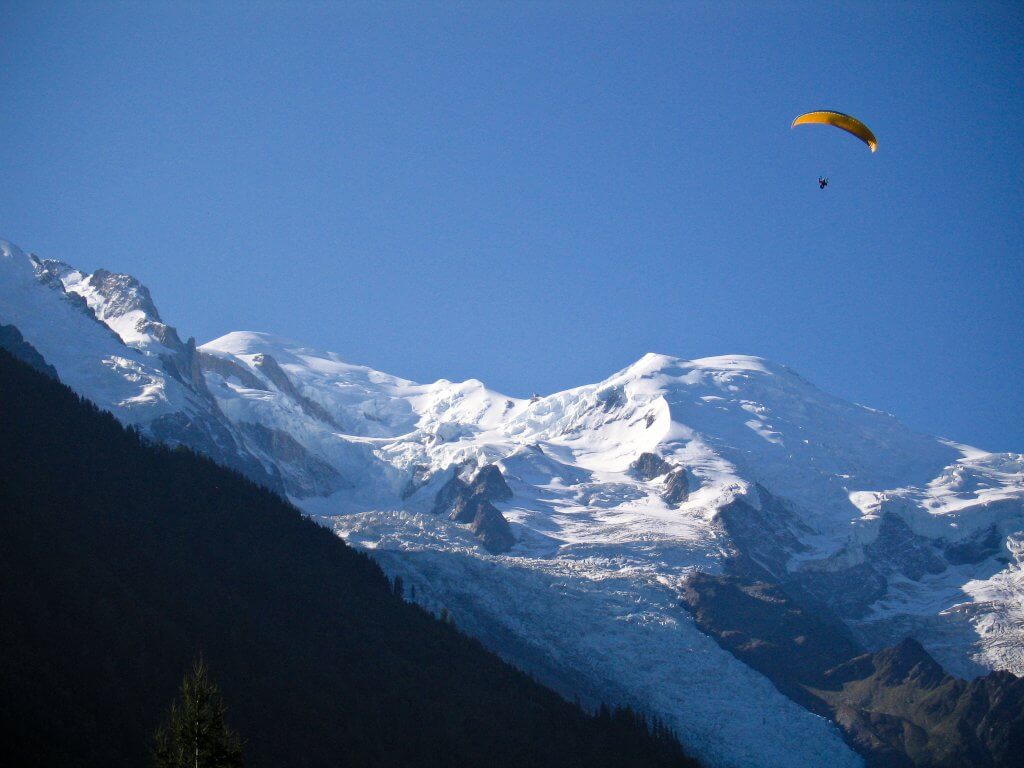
[
  {"x1": 688, "y1": 354, "x2": 781, "y2": 372},
  {"x1": 0, "y1": 239, "x2": 27, "y2": 259},
  {"x1": 618, "y1": 352, "x2": 795, "y2": 384},
  {"x1": 0, "y1": 239, "x2": 38, "y2": 287},
  {"x1": 202, "y1": 330, "x2": 305, "y2": 357}
]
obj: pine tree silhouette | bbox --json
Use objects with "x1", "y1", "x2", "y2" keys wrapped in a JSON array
[{"x1": 154, "y1": 658, "x2": 244, "y2": 768}]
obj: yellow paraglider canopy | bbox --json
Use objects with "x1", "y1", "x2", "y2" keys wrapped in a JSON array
[{"x1": 791, "y1": 111, "x2": 877, "y2": 153}]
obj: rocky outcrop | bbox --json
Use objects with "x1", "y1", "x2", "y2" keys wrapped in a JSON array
[
  {"x1": 790, "y1": 512, "x2": 957, "y2": 623},
  {"x1": 471, "y1": 464, "x2": 513, "y2": 502},
  {"x1": 240, "y1": 422, "x2": 350, "y2": 499},
  {"x1": 30, "y1": 258, "x2": 122, "y2": 337},
  {"x1": 36, "y1": 260, "x2": 217, "y2": 403},
  {"x1": 400, "y1": 464, "x2": 429, "y2": 500},
  {"x1": 680, "y1": 572, "x2": 860, "y2": 711},
  {"x1": 680, "y1": 571, "x2": 1024, "y2": 768},
  {"x1": 431, "y1": 464, "x2": 516, "y2": 553},
  {"x1": 629, "y1": 452, "x2": 690, "y2": 507},
  {"x1": 432, "y1": 473, "x2": 470, "y2": 516},
  {"x1": 866, "y1": 513, "x2": 947, "y2": 581},
  {"x1": 252, "y1": 353, "x2": 343, "y2": 430},
  {"x1": 630, "y1": 452, "x2": 673, "y2": 481},
  {"x1": 197, "y1": 351, "x2": 268, "y2": 391},
  {"x1": 83, "y1": 268, "x2": 163, "y2": 321},
  {"x1": 57, "y1": 263, "x2": 191, "y2": 357},
  {"x1": 468, "y1": 500, "x2": 516, "y2": 554},
  {"x1": 662, "y1": 468, "x2": 689, "y2": 507},
  {"x1": 448, "y1": 494, "x2": 476, "y2": 523},
  {"x1": 944, "y1": 525, "x2": 1004, "y2": 565},
  {"x1": 159, "y1": 336, "x2": 214, "y2": 397},
  {"x1": 0, "y1": 324, "x2": 58, "y2": 380},
  {"x1": 715, "y1": 485, "x2": 812, "y2": 581}
]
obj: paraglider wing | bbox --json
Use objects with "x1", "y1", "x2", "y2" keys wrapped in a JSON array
[{"x1": 791, "y1": 111, "x2": 877, "y2": 152}]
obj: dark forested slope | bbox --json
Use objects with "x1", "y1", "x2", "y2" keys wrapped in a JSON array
[{"x1": 0, "y1": 348, "x2": 695, "y2": 768}]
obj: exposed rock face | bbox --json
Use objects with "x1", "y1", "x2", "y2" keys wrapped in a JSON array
[
  {"x1": 469, "y1": 500, "x2": 516, "y2": 554},
  {"x1": 432, "y1": 473, "x2": 470, "y2": 516},
  {"x1": 716, "y1": 486, "x2": 811, "y2": 580},
  {"x1": 240, "y1": 423, "x2": 350, "y2": 499},
  {"x1": 792, "y1": 562, "x2": 888, "y2": 621},
  {"x1": 448, "y1": 494, "x2": 478, "y2": 524},
  {"x1": 30, "y1": 258, "x2": 121, "y2": 335},
  {"x1": 662, "y1": 468, "x2": 689, "y2": 508},
  {"x1": 630, "y1": 452, "x2": 690, "y2": 507},
  {"x1": 681, "y1": 571, "x2": 1024, "y2": 768},
  {"x1": 38, "y1": 262, "x2": 222, "y2": 406},
  {"x1": 84, "y1": 268, "x2": 162, "y2": 322},
  {"x1": 400, "y1": 464, "x2": 429, "y2": 500},
  {"x1": 33, "y1": 259, "x2": 225, "y2": 408},
  {"x1": 252, "y1": 353, "x2": 343, "y2": 429},
  {"x1": 431, "y1": 464, "x2": 516, "y2": 553},
  {"x1": 472, "y1": 464, "x2": 513, "y2": 502},
  {"x1": 680, "y1": 572, "x2": 860, "y2": 711},
  {"x1": 788, "y1": 512, "x2": 964, "y2": 624},
  {"x1": 197, "y1": 351, "x2": 268, "y2": 391},
  {"x1": 944, "y1": 525, "x2": 1003, "y2": 565},
  {"x1": 159, "y1": 336, "x2": 213, "y2": 397},
  {"x1": 30, "y1": 256, "x2": 72, "y2": 290},
  {"x1": 630, "y1": 452, "x2": 673, "y2": 480},
  {"x1": 866, "y1": 514, "x2": 947, "y2": 581},
  {"x1": 0, "y1": 324, "x2": 58, "y2": 380},
  {"x1": 53, "y1": 261, "x2": 192, "y2": 360}
]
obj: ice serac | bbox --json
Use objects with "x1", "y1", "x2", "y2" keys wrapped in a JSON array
[{"x1": 3, "y1": 236, "x2": 1022, "y2": 768}]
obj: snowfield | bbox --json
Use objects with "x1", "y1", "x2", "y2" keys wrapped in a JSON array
[{"x1": 3, "y1": 237, "x2": 1022, "y2": 767}]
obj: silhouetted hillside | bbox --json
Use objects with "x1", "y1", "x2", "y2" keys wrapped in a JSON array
[{"x1": 0, "y1": 348, "x2": 696, "y2": 768}]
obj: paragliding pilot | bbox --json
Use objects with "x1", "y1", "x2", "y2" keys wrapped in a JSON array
[{"x1": 818, "y1": 176, "x2": 829, "y2": 189}]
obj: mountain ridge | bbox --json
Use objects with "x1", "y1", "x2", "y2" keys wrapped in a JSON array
[{"x1": 3, "y1": 236, "x2": 1022, "y2": 767}]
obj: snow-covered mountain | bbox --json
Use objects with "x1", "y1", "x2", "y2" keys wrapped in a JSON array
[
  {"x1": 2, "y1": 237, "x2": 1022, "y2": 767},
  {"x1": 0, "y1": 240, "x2": 278, "y2": 489}
]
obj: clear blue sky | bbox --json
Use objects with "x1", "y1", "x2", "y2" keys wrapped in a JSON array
[{"x1": 2, "y1": 1, "x2": 1021, "y2": 450}]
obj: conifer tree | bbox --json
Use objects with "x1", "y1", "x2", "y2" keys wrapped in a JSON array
[{"x1": 153, "y1": 658, "x2": 244, "y2": 768}]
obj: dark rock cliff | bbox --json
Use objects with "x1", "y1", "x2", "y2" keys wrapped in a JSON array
[
  {"x1": 629, "y1": 452, "x2": 690, "y2": 507},
  {"x1": 431, "y1": 464, "x2": 516, "y2": 553}
]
